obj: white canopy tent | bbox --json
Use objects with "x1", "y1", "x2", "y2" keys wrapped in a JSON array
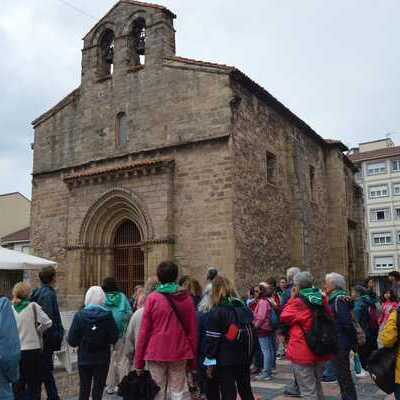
[{"x1": 0, "y1": 246, "x2": 56, "y2": 270}]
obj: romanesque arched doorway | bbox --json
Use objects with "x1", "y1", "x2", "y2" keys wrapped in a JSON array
[{"x1": 113, "y1": 219, "x2": 144, "y2": 296}]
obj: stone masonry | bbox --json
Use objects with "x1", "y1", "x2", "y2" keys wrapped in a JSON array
[{"x1": 31, "y1": 0, "x2": 365, "y2": 308}]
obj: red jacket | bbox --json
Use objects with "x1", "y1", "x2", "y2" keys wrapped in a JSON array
[
  {"x1": 134, "y1": 291, "x2": 198, "y2": 370},
  {"x1": 280, "y1": 297, "x2": 331, "y2": 365}
]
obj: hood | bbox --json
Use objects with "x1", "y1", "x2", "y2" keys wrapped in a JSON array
[
  {"x1": 299, "y1": 288, "x2": 323, "y2": 306},
  {"x1": 105, "y1": 291, "x2": 123, "y2": 308},
  {"x1": 81, "y1": 305, "x2": 111, "y2": 323},
  {"x1": 358, "y1": 294, "x2": 376, "y2": 306}
]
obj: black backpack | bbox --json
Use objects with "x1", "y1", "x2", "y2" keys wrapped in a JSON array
[
  {"x1": 82, "y1": 318, "x2": 109, "y2": 353},
  {"x1": 301, "y1": 302, "x2": 337, "y2": 356}
]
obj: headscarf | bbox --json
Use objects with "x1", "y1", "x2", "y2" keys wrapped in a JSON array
[{"x1": 84, "y1": 286, "x2": 106, "y2": 307}]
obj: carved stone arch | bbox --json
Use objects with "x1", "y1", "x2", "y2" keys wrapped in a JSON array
[
  {"x1": 79, "y1": 188, "x2": 154, "y2": 247},
  {"x1": 90, "y1": 21, "x2": 116, "y2": 47},
  {"x1": 122, "y1": 10, "x2": 149, "y2": 36}
]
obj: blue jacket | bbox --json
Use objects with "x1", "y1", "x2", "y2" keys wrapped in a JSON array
[
  {"x1": 353, "y1": 295, "x2": 376, "y2": 339},
  {"x1": 0, "y1": 297, "x2": 21, "y2": 400},
  {"x1": 31, "y1": 285, "x2": 64, "y2": 352},
  {"x1": 67, "y1": 306, "x2": 118, "y2": 366},
  {"x1": 329, "y1": 295, "x2": 357, "y2": 352}
]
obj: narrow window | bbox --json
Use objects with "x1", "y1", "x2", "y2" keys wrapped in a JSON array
[
  {"x1": 265, "y1": 152, "x2": 277, "y2": 185},
  {"x1": 309, "y1": 165, "x2": 315, "y2": 201},
  {"x1": 99, "y1": 29, "x2": 115, "y2": 76},
  {"x1": 131, "y1": 18, "x2": 146, "y2": 65},
  {"x1": 116, "y1": 113, "x2": 127, "y2": 146}
]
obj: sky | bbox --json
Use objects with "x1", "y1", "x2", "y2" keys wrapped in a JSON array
[{"x1": 0, "y1": 0, "x2": 399, "y2": 199}]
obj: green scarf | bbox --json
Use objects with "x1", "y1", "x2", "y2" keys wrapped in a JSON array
[
  {"x1": 299, "y1": 288, "x2": 323, "y2": 306},
  {"x1": 328, "y1": 289, "x2": 348, "y2": 303},
  {"x1": 156, "y1": 283, "x2": 179, "y2": 294},
  {"x1": 221, "y1": 297, "x2": 245, "y2": 307},
  {"x1": 13, "y1": 299, "x2": 30, "y2": 314}
]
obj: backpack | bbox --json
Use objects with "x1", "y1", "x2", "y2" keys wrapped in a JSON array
[
  {"x1": 368, "y1": 310, "x2": 400, "y2": 394},
  {"x1": 225, "y1": 308, "x2": 256, "y2": 360},
  {"x1": 301, "y1": 302, "x2": 337, "y2": 356},
  {"x1": 267, "y1": 300, "x2": 280, "y2": 331},
  {"x1": 82, "y1": 319, "x2": 109, "y2": 353}
]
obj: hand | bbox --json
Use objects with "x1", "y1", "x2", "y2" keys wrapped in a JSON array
[
  {"x1": 206, "y1": 366, "x2": 215, "y2": 379},
  {"x1": 136, "y1": 369, "x2": 144, "y2": 376},
  {"x1": 291, "y1": 287, "x2": 299, "y2": 299}
]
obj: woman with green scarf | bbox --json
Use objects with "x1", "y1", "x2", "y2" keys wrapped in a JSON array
[
  {"x1": 11, "y1": 282, "x2": 52, "y2": 400},
  {"x1": 280, "y1": 271, "x2": 331, "y2": 400},
  {"x1": 325, "y1": 272, "x2": 358, "y2": 400}
]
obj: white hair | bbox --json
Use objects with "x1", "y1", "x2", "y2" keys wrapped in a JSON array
[
  {"x1": 287, "y1": 267, "x2": 301, "y2": 284},
  {"x1": 293, "y1": 271, "x2": 314, "y2": 289},
  {"x1": 326, "y1": 272, "x2": 346, "y2": 290}
]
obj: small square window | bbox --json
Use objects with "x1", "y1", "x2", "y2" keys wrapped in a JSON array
[{"x1": 266, "y1": 152, "x2": 277, "y2": 185}]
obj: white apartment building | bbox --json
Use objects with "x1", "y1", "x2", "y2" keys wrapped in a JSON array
[{"x1": 350, "y1": 138, "x2": 400, "y2": 290}]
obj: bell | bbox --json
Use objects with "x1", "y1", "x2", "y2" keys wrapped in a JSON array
[
  {"x1": 104, "y1": 47, "x2": 114, "y2": 64},
  {"x1": 136, "y1": 37, "x2": 145, "y2": 56}
]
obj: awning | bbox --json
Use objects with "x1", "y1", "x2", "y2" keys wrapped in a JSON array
[{"x1": 0, "y1": 246, "x2": 57, "y2": 271}]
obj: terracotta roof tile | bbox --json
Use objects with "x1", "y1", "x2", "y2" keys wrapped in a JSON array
[
  {"x1": 1, "y1": 227, "x2": 30, "y2": 243},
  {"x1": 348, "y1": 145, "x2": 400, "y2": 163},
  {"x1": 64, "y1": 158, "x2": 174, "y2": 181}
]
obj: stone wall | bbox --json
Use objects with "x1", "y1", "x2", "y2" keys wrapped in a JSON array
[{"x1": 230, "y1": 81, "x2": 364, "y2": 290}]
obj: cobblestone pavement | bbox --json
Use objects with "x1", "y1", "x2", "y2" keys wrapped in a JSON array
[{"x1": 67, "y1": 359, "x2": 391, "y2": 400}]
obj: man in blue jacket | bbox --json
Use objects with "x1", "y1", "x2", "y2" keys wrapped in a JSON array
[
  {"x1": 0, "y1": 296, "x2": 21, "y2": 400},
  {"x1": 31, "y1": 266, "x2": 64, "y2": 400},
  {"x1": 326, "y1": 273, "x2": 358, "y2": 400}
]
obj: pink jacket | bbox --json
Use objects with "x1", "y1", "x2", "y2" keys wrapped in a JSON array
[
  {"x1": 134, "y1": 291, "x2": 198, "y2": 370},
  {"x1": 253, "y1": 299, "x2": 271, "y2": 336},
  {"x1": 379, "y1": 301, "x2": 398, "y2": 327}
]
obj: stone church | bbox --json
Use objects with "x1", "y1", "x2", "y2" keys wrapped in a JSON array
[{"x1": 31, "y1": 0, "x2": 365, "y2": 307}]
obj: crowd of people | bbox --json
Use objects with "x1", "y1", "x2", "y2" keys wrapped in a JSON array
[{"x1": 2, "y1": 263, "x2": 400, "y2": 400}]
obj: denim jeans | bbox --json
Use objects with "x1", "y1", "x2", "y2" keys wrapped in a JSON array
[
  {"x1": 395, "y1": 384, "x2": 400, "y2": 400},
  {"x1": 258, "y1": 336, "x2": 274, "y2": 377},
  {"x1": 40, "y1": 351, "x2": 60, "y2": 400},
  {"x1": 322, "y1": 360, "x2": 336, "y2": 381}
]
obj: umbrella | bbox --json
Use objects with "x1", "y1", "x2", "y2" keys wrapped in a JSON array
[{"x1": 0, "y1": 246, "x2": 57, "y2": 271}]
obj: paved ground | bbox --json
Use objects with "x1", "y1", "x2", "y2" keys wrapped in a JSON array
[{"x1": 67, "y1": 359, "x2": 391, "y2": 400}]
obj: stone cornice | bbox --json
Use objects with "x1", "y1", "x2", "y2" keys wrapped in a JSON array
[{"x1": 63, "y1": 158, "x2": 174, "y2": 189}]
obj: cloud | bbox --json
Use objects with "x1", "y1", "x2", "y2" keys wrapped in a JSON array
[{"x1": 1, "y1": 0, "x2": 400, "y2": 198}]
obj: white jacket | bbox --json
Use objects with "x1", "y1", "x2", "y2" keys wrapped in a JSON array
[{"x1": 12, "y1": 302, "x2": 52, "y2": 351}]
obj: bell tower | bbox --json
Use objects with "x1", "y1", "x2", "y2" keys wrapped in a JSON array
[{"x1": 80, "y1": 1, "x2": 176, "y2": 85}]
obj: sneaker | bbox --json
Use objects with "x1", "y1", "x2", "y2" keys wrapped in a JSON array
[
  {"x1": 255, "y1": 373, "x2": 272, "y2": 381},
  {"x1": 283, "y1": 386, "x2": 302, "y2": 397},
  {"x1": 355, "y1": 370, "x2": 368, "y2": 378},
  {"x1": 321, "y1": 377, "x2": 337, "y2": 383},
  {"x1": 105, "y1": 386, "x2": 118, "y2": 395}
]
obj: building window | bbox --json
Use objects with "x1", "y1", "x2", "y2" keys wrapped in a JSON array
[
  {"x1": 368, "y1": 184, "x2": 389, "y2": 199},
  {"x1": 99, "y1": 29, "x2": 115, "y2": 77},
  {"x1": 367, "y1": 161, "x2": 387, "y2": 176},
  {"x1": 371, "y1": 232, "x2": 393, "y2": 246},
  {"x1": 369, "y1": 207, "x2": 391, "y2": 222},
  {"x1": 265, "y1": 152, "x2": 277, "y2": 185},
  {"x1": 396, "y1": 232, "x2": 400, "y2": 243},
  {"x1": 116, "y1": 112, "x2": 128, "y2": 146},
  {"x1": 374, "y1": 256, "x2": 394, "y2": 270},
  {"x1": 393, "y1": 183, "x2": 400, "y2": 196},
  {"x1": 392, "y1": 160, "x2": 400, "y2": 172},
  {"x1": 395, "y1": 208, "x2": 400, "y2": 220},
  {"x1": 130, "y1": 17, "x2": 146, "y2": 65}
]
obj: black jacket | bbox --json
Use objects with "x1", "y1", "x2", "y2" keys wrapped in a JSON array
[
  {"x1": 31, "y1": 285, "x2": 64, "y2": 352},
  {"x1": 67, "y1": 306, "x2": 118, "y2": 366},
  {"x1": 205, "y1": 300, "x2": 254, "y2": 366}
]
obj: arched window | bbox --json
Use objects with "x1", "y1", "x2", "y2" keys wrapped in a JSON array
[
  {"x1": 99, "y1": 29, "x2": 115, "y2": 76},
  {"x1": 116, "y1": 112, "x2": 127, "y2": 146},
  {"x1": 131, "y1": 18, "x2": 146, "y2": 65}
]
